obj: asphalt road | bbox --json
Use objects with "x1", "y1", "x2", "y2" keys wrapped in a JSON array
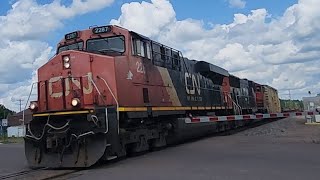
[
  {"x1": 1, "y1": 117, "x2": 320, "y2": 180},
  {"x1": 70, "y1": 136, "x2": 320, "y2": 180},
  {"x1": 0, "y1": 143, "x2": 27, "y2": 176},
  {"x1": 73, "y1": 117, "x2": 320, "y2": 180}
]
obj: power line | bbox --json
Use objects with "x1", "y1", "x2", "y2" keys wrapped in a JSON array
[{"x1": 15, "y1": 99, "x2": 24, "y2": 112}]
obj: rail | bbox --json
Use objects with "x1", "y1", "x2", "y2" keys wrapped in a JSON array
[{"x1": 0, "y1": 167, "x2": 48, "y2": 180}]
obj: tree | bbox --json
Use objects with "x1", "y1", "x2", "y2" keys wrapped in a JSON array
[{"x1": 0, "y1": 104, "x2": 15, "y2": 119}]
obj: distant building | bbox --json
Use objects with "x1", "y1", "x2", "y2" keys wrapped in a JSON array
[
  {"x1": 7, "y1": 109, "x2": 32, "y2": 126},
  {"x1": 302, "y1": 96, "x2": 320, "y2": 111},
  {"x1": 7, "y1": 126, "x2": 25, "y2": 137}
]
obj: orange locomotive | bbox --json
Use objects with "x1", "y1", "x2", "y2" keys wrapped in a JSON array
[{"x1": 25, "y1": 25, "x2": 280, "y2": 167}]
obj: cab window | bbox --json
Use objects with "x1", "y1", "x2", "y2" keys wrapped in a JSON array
[
  {"x1": 57, "y1": 41, "x2": 83, "y2": 54},
  {"x1": 87, "y1": 36, "x2": 125, "y2": 55}
]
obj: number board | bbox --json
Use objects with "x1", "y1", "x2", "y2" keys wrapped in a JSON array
[
  {"x1": 92, "y1": 26, "x2": 111, "y2": 34},
  {"x1": 65, "y1": 31, "x2": 79, "y2": 40}
]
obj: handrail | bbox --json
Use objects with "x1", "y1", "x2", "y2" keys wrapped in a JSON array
[
  {"x1": 23, "y1": 82, "x2": 37, "y2": 126},
  {"x1": 96, "y1": 76, "x2": 119, "y2": 134},
  {"x1": 82, "y1": 75, "x2": 112, "y2": 134},
  {"x1": 227, "y1": 94, "x2": 242, "y2": 115}
]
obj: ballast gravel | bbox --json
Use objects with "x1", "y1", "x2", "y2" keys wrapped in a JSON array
[{"x1": 235, "y1": 117, "x2": 320, "y2": 144}]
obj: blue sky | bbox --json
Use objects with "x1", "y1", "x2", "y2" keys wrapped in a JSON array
[
  {"x1": 1, "y1": 0, "x2": 320, "y2": 111},
  {"x1": 170, "y1": 0, "x2": 297, "y2": 23},
  {"x1": 0, "y1": 0, "x2": 298, "y2": 46}
]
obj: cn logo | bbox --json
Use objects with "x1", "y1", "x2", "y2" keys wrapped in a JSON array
[
  {"x1": 48, "y1": 72, "x2": 93, "y2": 98},
  {"x1": 184, "y1": 73, "x2": 201, "y2": 95}
]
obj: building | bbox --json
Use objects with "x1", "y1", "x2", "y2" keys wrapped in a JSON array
[
  {"x1": 7, "y1": 109, "x2": 32, "y2": 126},
  {"x1": 302, "y1": 96, "x2": 320, "y2": 111},
  {"x1": 5, "y1": 109, "x2": 32, "y2": 137},
  {"x1": 7, "y1": 126, "x2": 25, "y2": 137}
]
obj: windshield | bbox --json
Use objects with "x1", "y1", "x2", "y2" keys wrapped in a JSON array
[
  {"x1": 57, "y1": 41, "x2": 83, "y2": 54},
  {"x1": 87, "y1": 36, "x2": 125, "y2": 55}
]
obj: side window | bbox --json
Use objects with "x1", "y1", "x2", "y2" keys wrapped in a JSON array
[
  {"x1": 132, "y1": 38, "x2": 141, "y2": 56},
  {"x1": 172, "y1": 50, "x2": 180, "y2": 70},
  {"x1": 133, "y1": 38, "x2": 152, "y2": 59},
  {"x1": 152, "y1": 43, "x2": 162, "y2": 66},
  {"x1": 140, "y1": 41, "x2": 145, "y2": 57},
  {"x1": 150, "y1": 41, "x2": 181, "y2": 71},
  {"x1": 256, "y1": 86, "x2": 261, "y2": 92},
  {"x1": 165, "y1": 48, "x2": 172, "y2": 68},
  {"x1": 160, "y1": 46, "x2": 166, "y2": 60},
  {"x1": 146, "y1": 43, "x2": 151, "y2": 59}
]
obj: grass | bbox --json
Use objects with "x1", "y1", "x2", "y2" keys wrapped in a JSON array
[{"x1": 0, "y1": 136, "x2": 24, "y2": 144}]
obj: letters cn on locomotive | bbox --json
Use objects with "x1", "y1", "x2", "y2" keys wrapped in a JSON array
[{"x1": 157, "y1": 58, "x2": 231, "y2": 110}]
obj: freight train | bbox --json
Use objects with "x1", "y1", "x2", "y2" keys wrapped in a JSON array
[{"x1": 25, "y1": 25, "x2": 281, "y2": 168}]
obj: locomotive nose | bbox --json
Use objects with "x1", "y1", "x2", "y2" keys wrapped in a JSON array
[{"x1": 37, "y1": 50, "x2": 116, "y2": 112}]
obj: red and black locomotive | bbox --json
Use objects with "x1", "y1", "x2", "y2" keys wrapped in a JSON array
[{"x1": 25, "y1": 25, "x2": 280, "y2": 167}]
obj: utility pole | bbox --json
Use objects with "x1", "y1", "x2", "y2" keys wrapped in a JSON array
[
  {"x1": 288, "y1": 90, "x2": 291, "y2": 100},
  {"x1": 16, "y1": 99, "x2": 23, "y2": 112}
]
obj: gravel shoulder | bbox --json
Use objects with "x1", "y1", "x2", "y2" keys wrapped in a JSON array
[{"x1": 234, "y1": 117, "x2": 320, "y2": 144}]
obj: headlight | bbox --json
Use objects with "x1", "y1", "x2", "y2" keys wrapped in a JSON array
[
  {"x1": 71, "y1": 98, "x2": 80, "y2": 107},
  {"x1": 63, "y1": 56, "x2": 70, "y2": 62},
  {"x1": 64, "y1": 62, "x2": 71, "y2": 69},
  {"x1": 29, "y1": 102, "x2": 38, "y2": 111}
]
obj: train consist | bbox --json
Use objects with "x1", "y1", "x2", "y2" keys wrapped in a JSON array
[{"x1": 25, "y1": 25, "x2": 281, "y2": 167}]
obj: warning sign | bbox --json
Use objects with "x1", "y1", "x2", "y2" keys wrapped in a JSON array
[{"x1": 1, "y1": 119, "x2": 8, "y2": 127}]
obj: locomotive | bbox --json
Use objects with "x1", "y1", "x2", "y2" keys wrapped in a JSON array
[{"x1": 25, "y1": 25, "x2": 281, "y2": 168}]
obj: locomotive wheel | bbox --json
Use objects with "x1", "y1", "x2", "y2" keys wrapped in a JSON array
[
  {"x1": 150, "y1": 133, "x2": 167, "y2": 150},
  {"x1": 126, "y1": 135, "x2": 150, "y2": 155},
  {"x1": 131, "y1": 135, "x2": 150, "y2": 153}
]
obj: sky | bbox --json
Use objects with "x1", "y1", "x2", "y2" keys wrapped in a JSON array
[{"x1": 0, "y1": 0, "x2": 319, "y2": 111}]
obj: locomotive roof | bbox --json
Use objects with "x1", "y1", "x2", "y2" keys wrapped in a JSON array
[
  {"x1": 195, "y1": 61, "x2": 229, "y2": 77},
  {"x1": 130, "y1": 31, "x2": 151, "y2": 40}
]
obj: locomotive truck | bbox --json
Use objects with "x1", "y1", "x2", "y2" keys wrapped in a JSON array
[{"x1": 25, "y1": 25, "x2": 281, "y2": 167}]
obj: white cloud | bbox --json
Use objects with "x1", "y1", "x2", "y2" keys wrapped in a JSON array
[
  {"x1": 228, "y1": 0, "x2": 246, "y2": 9},
  {"x1": 0, "y1": 0, "x2": 114, "y2": 111},
  {"x1": 213, "y1": 43, "x2": 258, "y2": 72},
  {"x1": 110, "y1": 0, "x2": 175, "y2": 37},
  {"x1": 112, "y1": 0, "x2": 320, "y2": 100},
  {"x1": 0, "y1": 40, "x2": 51, "y2": 84},
  {"x1": 0, "y1": 72, "x2": 38, "y2": 112},
  {"x1": 0, "y1": 0, "x2": 114, "y2": 40}
]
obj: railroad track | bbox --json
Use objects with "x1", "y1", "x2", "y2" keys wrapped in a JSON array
[
  {"x1": 0, "y1": 168, "x2": 79, "y2": 180},
  {"x1": 0, "y1": 168, "x2": 47, "y2": 180}
]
